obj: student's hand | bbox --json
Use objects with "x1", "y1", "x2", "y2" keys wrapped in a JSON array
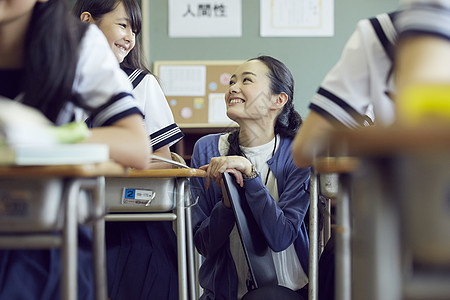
[{"x1": 199, "y1": 156, "x2": 252, "y2": 189}]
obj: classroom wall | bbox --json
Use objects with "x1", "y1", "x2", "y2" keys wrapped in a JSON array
[{"x1": 146, "y1": 0, "x2": 399, "y2": 118}]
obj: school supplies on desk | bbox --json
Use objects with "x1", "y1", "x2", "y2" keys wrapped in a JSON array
[
  {"x1": 0, "y1": 98, "x2": 108, "y2": 166},
  {"x1": 0, "y1": 143, "x2": 109, "y2": 166},
  {"x1": 0, "y1": 98, "x2": 56, "y2": 147}
]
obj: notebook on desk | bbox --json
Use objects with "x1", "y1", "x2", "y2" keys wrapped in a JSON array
[
  {"x1": 0, "y1": 97, "x2": 110, "y2": 166},
  {"x1": 0, "y1": 143, "x2": 110, "y2": 166}
]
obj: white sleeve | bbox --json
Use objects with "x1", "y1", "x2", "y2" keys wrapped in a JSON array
[
  {"x1": 133, "y1": 74, "x2": 174, "y2": 133},
  {"x1": 400, "y1": 0, "x2": 450, "y2": 6},
  {"x1": 72, "y1": 25, "x2": 141, "y2": 127},
  {"x1": 133, "y1": 74, "x2": 184, "y2": 149},
  {"x1": 397, "y1": 0, "x2": 450, "y2": 39},
  {"x1": 310, "y1": 19, "x2": 387, "y2": 128}
]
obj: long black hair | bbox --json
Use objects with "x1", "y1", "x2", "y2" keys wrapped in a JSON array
[
  {"x1": 227, "y1": 55, "x2": 302, "y2": 156},
  {"x1": 72, "y1": 0, "x2": 151, "y2": 74},
  {"x1": 22, "y1": 0, "x2": 88, "y2": 123}
]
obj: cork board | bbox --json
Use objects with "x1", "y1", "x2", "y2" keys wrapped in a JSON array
[{"x1": 153, "y1": 60, "x2": 244, "y2": 127}]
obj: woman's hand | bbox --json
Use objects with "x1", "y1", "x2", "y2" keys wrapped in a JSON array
[{"x1": 199, "y1": 156, "x2": 253, "y2": 189}]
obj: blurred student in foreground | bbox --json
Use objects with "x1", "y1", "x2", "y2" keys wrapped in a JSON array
[
  {"x1": 292, "y1": 11, "x2": 399, "y2": 168},
  {"x1": 0, "y1": 0, "x2": 149, "y2": 298}
]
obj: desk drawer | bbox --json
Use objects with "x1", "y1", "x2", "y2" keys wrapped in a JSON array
[
  {"x1": 105, "y1": 177, "x2": 176, "y2": 212},
  {"x1": 0, "y1": 178, "x2": 63, "y2": 231}
]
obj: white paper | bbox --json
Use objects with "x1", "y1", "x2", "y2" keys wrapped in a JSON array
[
  {"x1": 169, "y1": 0, "x2": 242, "y2": 37},
  {"x1": 208, "y1": 93, "x2": 235, "y2": 124},
  {"x1": 158, "y1": 65, "x2": 206, "y2": 96},
  {"x1": 260, "y1": 0, "x2": 334, "y2": 37}
]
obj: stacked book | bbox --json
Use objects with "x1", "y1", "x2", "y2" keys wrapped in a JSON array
[{"x1": 0, "y1": 99, "x2": 109, "y2": 166}]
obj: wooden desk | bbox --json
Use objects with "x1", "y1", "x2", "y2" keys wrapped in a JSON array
[
  {"x1": 322, "y1": 126, "x2": 450, "y2": 300},
  {"x1": 325, "y1": 126, "x2": 450, "y2": 156},
  {"x1": 0, "y1": 161, "x2": 127, "y2": 300},
  {"x1": 0, "y1": 161, "x2": 126, "y2": 178},
  {"x1": 105, "y1": 167, "x2": 206, "y2": 300},
  {"x1": 127, "y1": 167, "x2": 206, "y2": 178}
]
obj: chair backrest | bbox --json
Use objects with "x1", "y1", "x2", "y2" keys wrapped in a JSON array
[
  {"x1": 222, "y1": 173, "x2": 278, "y2": 289},
  {"x1": 171, "y1": 152, "x2": 187, "y2": 167}
]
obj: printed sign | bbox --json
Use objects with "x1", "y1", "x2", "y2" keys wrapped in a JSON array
[{"x1": 122, "y1": 188, "x2": 156, "y2": 206}]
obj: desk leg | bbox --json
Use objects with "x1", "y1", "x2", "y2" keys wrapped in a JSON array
[
  {"x1": 185, "y1": 180, "x2": 197, "y2": 300},
  {"x1": 336, "y1": 174, "x2": 351, "y2": 300},
  {"x1": 308, "y1": 172, "x2": 319, "y2": 300},
  {"x1": 86, "y1": 177, "x2": 107, "y2": 300},
  {"x1": 176, "y1": 178, "x2": 188, "y2": 300},
  {"x1": 63, "y1": 180, "x2": 79, "y2": 300}
]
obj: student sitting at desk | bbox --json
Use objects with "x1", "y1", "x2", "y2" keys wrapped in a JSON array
[
  {"x1": 0, "y1": 0, "x2": 150, "y2": 299},
  {"x1": 190, "y1": 56, "x2": 311, "y2": 300},
  {"x1": 292, "y1": 11, "x2": 399, "y2": 167},
  {"x1": 290, "y1": 11, "x2": 400, "y2": 300},
  {"x1": 292, "y1": 2, "x2": 450, "y2": 298},
  {"x1": 73, "y1": 0, "x2": 183, "y2": 299},
  {"x1": 73, "y1": 0, "x2": 183, "y2": 163},
  {"x1": 291, "y1": 2, "x2": 450, "y2": 163}
]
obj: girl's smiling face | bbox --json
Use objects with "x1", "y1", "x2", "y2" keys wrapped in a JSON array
[
  {"x1": 93, "y1": 2, "x2": 135, "y2": 63},
  {"x1": 225, "y1": 60, "x2": 276, "y2": 122}
]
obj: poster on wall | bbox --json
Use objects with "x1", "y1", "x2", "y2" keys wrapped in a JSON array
[
  {"x1": 158, "y1": 65, "x2": 206, "y2": 96},
  {"x1": 169, "y1": 0, "x2": 242, "y2": 37},
  {"x1": 260, "y1": 0, "x2": 334, "y2": 37}
]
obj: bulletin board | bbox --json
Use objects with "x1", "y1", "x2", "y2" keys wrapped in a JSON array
[{"x1": 153, "y1": 60, "x2": 244, "y2": 127}]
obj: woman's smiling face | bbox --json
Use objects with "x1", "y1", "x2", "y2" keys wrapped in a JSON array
[{"x1": 225, "y1": 59, "x2": 276, "y2": 122}]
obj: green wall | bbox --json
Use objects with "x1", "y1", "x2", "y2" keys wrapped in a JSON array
[{"x1": 146, "y1": 0, "x2": 398, "y2": 117}]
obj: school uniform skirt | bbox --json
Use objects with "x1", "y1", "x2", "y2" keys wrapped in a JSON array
[
  {"x1": 105, "y1": 221, "x2": 178, "y2": 300},
  {"x1": 0, "y1": 226, "x2": 94, "y2": 300}
]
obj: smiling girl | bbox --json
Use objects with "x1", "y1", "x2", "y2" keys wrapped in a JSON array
[
  {"x1": 72, "y1": 1, "x2": 182, "y2": 299},
  {"x1": 190, "y1": 56, "x2": 311, "y2": 300},
  {"x1": 73, "y1": 0, "x2": 183, "y2": 162}
]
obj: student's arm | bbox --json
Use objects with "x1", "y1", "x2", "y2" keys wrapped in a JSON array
[
  {"x1": 75, "y1": 26, "x2": 150, "y2": 169},
  {"x1": 148, "y1": 144, "x2": 174, "y2": 169},
  {"x1": 87, "y1": 114, "x2": 150, "y2": 170},
  {"x1": 190, "y1": 136, "x2": 236, "y2": 258},
  {"x1": 396, "y1": 36, "x2": 450, "y2": 91},
  {"x1": 153, "y1": 144, "x2": 171, "y2": 159},
  {"x1": 292, "y1": 111, "x2": 335, "y2": 168}
]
